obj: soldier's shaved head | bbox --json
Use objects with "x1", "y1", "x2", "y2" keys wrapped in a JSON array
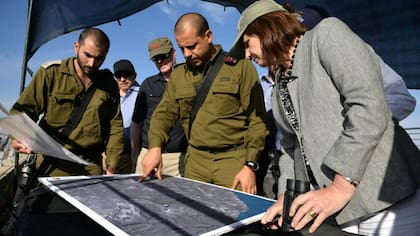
[
  {"x1": 78, "y1": 27, "x2": 110, "y2": 52},
  {"x1": 174, "y1": 13, "x2": 209, "y2": 37}
]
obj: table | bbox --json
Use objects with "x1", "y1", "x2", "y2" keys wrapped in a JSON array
[{"x1": 39, "y1": 174, "x2": 275, "y2": 236}]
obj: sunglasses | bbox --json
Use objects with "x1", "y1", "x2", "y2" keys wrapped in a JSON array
[
  {"x1": 114, "y1": 71, "x2": 133, "y2": 79},
  {"x1": 152, "y1": 52, "x2": 171, "y2": 63}
]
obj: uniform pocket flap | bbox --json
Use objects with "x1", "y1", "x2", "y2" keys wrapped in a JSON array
[
  {"x1": 174, "y1": 86, "x2": 195, "y2": 99},
  {"x1": 212, "y1": 79, "x2": 239, "y2": 94},
  {"x1": 50, "y1": 92, "x2": 77, "y2": 104}
]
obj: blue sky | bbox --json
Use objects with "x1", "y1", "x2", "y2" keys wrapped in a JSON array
[
  {"x1": 0, "y1": 0, "x2": 419, "y2": 130},
  {"x1": 0, "y1": 1, "x2": 241, "y2": 112}
]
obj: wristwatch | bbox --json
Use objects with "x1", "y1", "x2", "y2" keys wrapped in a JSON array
[{"x1": 244, "y1": 161, "x2": 259, "y2": 171}]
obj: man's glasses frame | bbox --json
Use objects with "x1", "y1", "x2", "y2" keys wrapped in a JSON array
[
  {"x1": 152, "y1": 51, "x2": 172, "y2": 63},
  {"x1": 114, "y1": 71, "x2": 134, "y2": 80}
]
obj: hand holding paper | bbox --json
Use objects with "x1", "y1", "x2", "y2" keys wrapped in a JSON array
[{"x1": 0, "y1": 113, "x2": 92, "y2": 165}]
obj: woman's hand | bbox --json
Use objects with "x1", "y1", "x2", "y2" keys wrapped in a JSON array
[
  {"x1": 261, "y1": 194, "x2": 285, "y2": 230},
  {"x1": 289, "y1": 175, "x2": 356, "y2": 233}
]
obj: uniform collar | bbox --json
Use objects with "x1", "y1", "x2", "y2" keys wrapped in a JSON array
[{"x1": 190, "y1": 45, "x2": 223, "y2": 75}]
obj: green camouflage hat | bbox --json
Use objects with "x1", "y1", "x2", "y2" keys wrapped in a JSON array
[
  {"x1": 148, "y1": 37, "x2": 173, "y2": 59},
  {"x1": 230, "y1": 0, "x2": 288, "y2": 59}
]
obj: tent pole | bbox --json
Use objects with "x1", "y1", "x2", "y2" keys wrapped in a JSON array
[
  {"x1": 19, "y1": 0, "x2": 34, "y2": 94},
  {"x1": 13, "y1": 0, "x2": 34, "y2": 202}
]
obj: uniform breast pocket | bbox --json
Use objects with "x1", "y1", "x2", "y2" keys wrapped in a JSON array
[
  {"x1": 45, "y1": 92, "x2": 76, "y2": 125},
  {"x1": 174, "y1": 87, "x2": 195, "y2": 119},
  {"x1": 81, "y1": 122, "x2": 101, "y2": 144},
  {"x1": 210, "y1": 80, "x2": 240, "y2": 116}
]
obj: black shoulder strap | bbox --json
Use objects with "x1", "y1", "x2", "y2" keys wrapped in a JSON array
[
  {"x1": 19, "y1": 83, "x2": 97, "y2": 194},
  {"x1": 61, "y1": 85, "x2": 97, "y2": 141},
  {"x1": 188, "y1": 50, "x2": 226, "y2": 138}
]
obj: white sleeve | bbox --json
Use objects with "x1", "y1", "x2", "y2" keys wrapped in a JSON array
[{"x1": 379, "y1": 56, "x2": 417, "y2": 121}]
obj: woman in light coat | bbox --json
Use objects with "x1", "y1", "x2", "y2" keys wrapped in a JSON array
[{"x1": 230, "y1": 1, "x2": 420, "y2": 235}]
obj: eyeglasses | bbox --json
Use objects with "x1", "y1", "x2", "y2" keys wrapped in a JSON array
[
  {"x1": 152, "y1": 52, "x2": 171, "y2": 63},
  {"x1": 114, "y1": 71, "x2": 133, "y2": 80}
]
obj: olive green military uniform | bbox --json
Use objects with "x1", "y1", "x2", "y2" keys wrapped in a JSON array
[
  {"x1": 148, "y1": 46, "x2": 268, "y2": 188},
  {"x1": 10, "y1": 57, "x2": 124, "y2": 176}
]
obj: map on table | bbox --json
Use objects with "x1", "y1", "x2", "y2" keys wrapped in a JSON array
[{"x1": 39, "y1": 174, "x2": 275, "y2": 236}]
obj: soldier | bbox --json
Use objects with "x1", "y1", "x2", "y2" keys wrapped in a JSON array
[
  {"x1": 10, "y1": 27, "x2": 124, "y2": 176},
  {"x1": 141, "y1": 13, "x2": 268, "y2": 194}
]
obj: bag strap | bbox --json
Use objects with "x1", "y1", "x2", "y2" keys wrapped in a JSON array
[
  {"x1": 188, "y1": 50, "x2": 226, "y2": 139},
  {"x1": 35, "y1": 84, "x2": 97, "y2": 174},
  {"x1": 61, "y1": 85, "x2": 97, "y2": 142},
  {"x1": 11, "y1": 85, "x2": 97, "y2": 211},
  {"x1": 59, "y1": 69, "x2": 113, "y2": 143}
]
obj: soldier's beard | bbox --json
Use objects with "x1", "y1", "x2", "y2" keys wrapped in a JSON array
[{"x1": 76, "y1": 56, "x2": 98, "y2": 76}]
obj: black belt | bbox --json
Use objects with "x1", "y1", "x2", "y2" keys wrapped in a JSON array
[
  {"x1": 142, "y1": 146, "x2": 185, "y2": 154},
  {"x1": 190, "y1": 143, "x2": 244, "y2": 154}
]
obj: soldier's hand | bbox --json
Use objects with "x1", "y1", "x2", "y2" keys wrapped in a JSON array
[
  {"x1": 140, "y1": 147, "x2": 163, "y2": 181},
  {"x1": 12, "y1": 139, "x2": 32, "y2": 154},
  {"x1": 105, "y1": 166, "x2": 116, "y2": 175},
  {"x1": 231, "y1": 166, "x2": 257, "y2": 194}
]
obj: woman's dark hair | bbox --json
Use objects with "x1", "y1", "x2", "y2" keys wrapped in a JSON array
[{"x1": 244, "y1": 11, "x2": 306, "y2": 65}]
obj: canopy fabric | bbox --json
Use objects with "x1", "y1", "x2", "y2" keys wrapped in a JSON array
[
  {"x1": 325, "y1": 0, "x2": 420, "y2": 89},
  {"x1": 24, "y1": 0, "x2": 420, "y2": 89},
  {"x1": 26, "y1": 0, "x2": 161, "y2": 61}
]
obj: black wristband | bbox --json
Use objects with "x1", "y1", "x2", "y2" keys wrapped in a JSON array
[{"x1": 244, "y1": 161, "x2": 259, "y2": 171}]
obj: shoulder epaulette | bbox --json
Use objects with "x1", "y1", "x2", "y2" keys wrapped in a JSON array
[
  {"x1": 223, "y1": 54, "x2": 239, "y2": 66},
  {"x1": 174, "y1": 61, "x2": 186, "y2": 68},
  {"x1": 41, "y1": 60, "x2": 62, "y2": 69}
]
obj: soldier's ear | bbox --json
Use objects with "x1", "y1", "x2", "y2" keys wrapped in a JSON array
[
  {"x1": 205, "y1": 30, "x2": 213, "y2": 44},
  {"x1": 74, "y1": 41, "x2": 80, "y2": 54}
]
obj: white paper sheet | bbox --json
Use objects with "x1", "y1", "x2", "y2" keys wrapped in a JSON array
[{"x1": 0, "y1": 112, "x2": 92, "y2": 165}]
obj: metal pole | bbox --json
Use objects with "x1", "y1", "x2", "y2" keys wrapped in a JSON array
[
  {"x1": 19, "y1": 0, "x2": 34, "y2": 94},
  {"x1": 13, "y1": 0, "x2": 34, "y2": 196}
]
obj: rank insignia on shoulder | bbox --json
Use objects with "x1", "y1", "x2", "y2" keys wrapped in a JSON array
[
  {"x1": 41, "y1": 60, "x2": 62, "y2": 68},
  {"x1": 174, "y1": 61, "x2": 186, "y2": 68},
  {"x1": 224, "y1": 54, "x2": 238, "y2": 65}
]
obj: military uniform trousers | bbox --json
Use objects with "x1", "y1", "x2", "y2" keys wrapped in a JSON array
[
  {"x1": 135, "y1": 147, "x2": 186, "y2": 177},
  {"x1": 185, "y1": 144, "x2": 246, "y2": 190}
]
